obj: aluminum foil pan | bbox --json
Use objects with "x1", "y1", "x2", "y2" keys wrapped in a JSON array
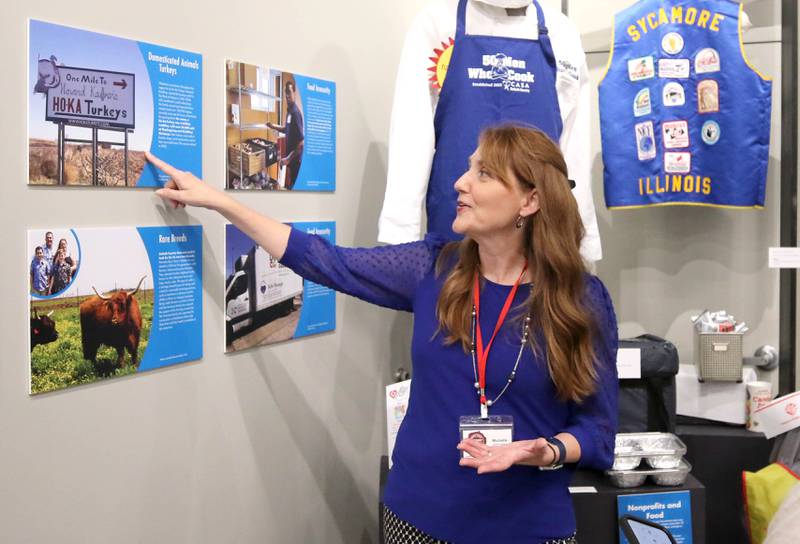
[
  {"x1": 606, "y1": 458, "x2": 692, "y2": 488},
  {"x1": 606, "y1": 470, "x2": 647, "y2": 488},
  {"x1": 613, "y1": 432, "x2": 687, "y2": 470}
]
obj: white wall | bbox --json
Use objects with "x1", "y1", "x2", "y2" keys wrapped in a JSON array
[{"x1": 0, "y1": 1, "x2": 791, "y2": 543}]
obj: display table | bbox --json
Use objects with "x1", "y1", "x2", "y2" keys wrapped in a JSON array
[
  {"x1": 676, "y1": 423, "x2": 772, "y2": 544},
  {"x1": 378, "y1": 457, "x2": 705, "y2": 543},
  {"x1": 570, "y1": 469, "x2": 705, "y2": 543}
]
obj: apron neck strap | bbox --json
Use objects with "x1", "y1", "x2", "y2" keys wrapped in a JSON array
[
  {"x1": 456, "y1": 0, "x2": 550, "y2": 39},
  {"x1": 532, "y1": 0, "x2": 548, "y2": 36}
]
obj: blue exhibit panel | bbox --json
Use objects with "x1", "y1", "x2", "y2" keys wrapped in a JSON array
[
  {"x1": 291, "y1": 221, "x2": 336, "y2": 337},
  {"x1": 137, "y1": 42, "x2": 203, "y2": 187},
  {"x1": 136, "y1": 225, "x2": 203, "y2": 370},
  {"x1": 291, "y1": 75, "x2": 336, "y2": 192}
]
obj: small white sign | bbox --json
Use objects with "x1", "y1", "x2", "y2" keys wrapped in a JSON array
[
  {"x1": 617, "y1": 348, "x2": 642, "y2": 380},
  {"x1": 752, "y1": 391, "x2": 800, "y2": 439},
  {"x1": 769, "y1": 247, "x2": 800, "y2": 269},
  {"x1": 569, "y1": 486, "x2": 598, "y2": 494},
  {"x1": 45, "y1": 66, "x2": 135, "y2": 129},
  {"x1": 386, "y1": 379, "x2": 411, "y2": 468}
]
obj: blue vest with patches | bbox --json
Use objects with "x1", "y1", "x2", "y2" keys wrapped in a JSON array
[{"x1": 599, "y1": 0, "x2": 771, "y2": 209}]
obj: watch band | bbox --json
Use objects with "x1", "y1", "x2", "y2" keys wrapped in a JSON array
[{"x1": 539, "y1": 436, "x2": 566, "y2": 470}]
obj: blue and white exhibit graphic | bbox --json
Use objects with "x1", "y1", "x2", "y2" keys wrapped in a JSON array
[
  {"x1": 29, "y1": 19, "x2": 202, "y2": 187},
  {"x1": 225, "y1": 222, "x2": 336, "y2": 352},
  {"x1": 28, "y1": 226, "x2": 203, "y2": 395},
  {"x1": 225, "y1": 60, "x2": 335, "y2": 192},
  {"x1": 618, "y1": 490, "x2": 693, "y2": 544}
]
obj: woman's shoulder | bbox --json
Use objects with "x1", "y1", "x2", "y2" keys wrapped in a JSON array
[
  {"x1": 422, "y1": 233, "x2": 460, "y2": 272},
  {"x1": 583, "y1": 273, "x2": 606, "y2": 290},
  {"x1": 422, "y1": 232, "x2": 453, "y2": 254},
  {"x1": 583, "y1": 274, "x2": 618, "y2": 335},
  {"x1": 583, "y1": 274, "x2": 615, "y2": 310},
  {"x1": 388, "y1": 232, "x2": 454, "y2": 262}
]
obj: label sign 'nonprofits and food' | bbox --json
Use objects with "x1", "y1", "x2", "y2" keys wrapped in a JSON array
[{"x1": 45, "y1": 66, "x2": 135, "y2": 129}]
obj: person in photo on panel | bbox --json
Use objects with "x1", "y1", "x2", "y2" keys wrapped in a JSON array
[
  {"x1": 42, "y1": 231, "x2": 55, "y2": 266},
  {"x1": 147, "y1": 124, "x2": 618, "y2": 544},
  {"x1": 30, "y1": 246, "x2": 51, "y2": 297},
  {"x1": 57, "y1": 238, "x2": 76, "y2": 269},
  {"x1": 49, "y1": 247, "x2": 76, "y2": 295},
  {"x1": 267, "y1": 80, "x2": 304, "y2": 190}
]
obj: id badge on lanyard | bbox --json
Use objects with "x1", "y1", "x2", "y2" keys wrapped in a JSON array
[
  {"x1": 459, "y1": 415, "x2": 514, "y2": 458},
  {"x1": 459, "y1": 266, "x2": 527, "y2": 458}
]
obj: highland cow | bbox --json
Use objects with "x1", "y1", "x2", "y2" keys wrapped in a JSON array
[
  {"x1": 30, "y1": 309, "x2": 58, "y2": 351},
  {"x1": 80, "y1": 276, "x2": 145, "y2": 370}
]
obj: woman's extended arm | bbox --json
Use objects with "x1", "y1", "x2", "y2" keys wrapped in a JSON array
[
  {"x1": 147, "y1": 153, "x2": 446, "y2": 311},
  {"x1": 147, "y1": 152, "x2": 291, "y2": 260}
]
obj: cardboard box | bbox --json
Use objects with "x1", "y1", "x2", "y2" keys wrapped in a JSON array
[
  {"x1": 228, "y1": 143, "x2": 264, "y2": 177},
  {"x1": 226, "y1": 60, "x2": 239, "y2": 87}
]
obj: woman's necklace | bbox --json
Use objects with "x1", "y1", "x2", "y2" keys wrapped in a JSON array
[{"x1": 470, "y1": 307, "x2": 530, "y2": 409}]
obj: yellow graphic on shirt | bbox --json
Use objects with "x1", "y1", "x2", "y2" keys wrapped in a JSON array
[
  {"x1": 626, "y1": 6, "x2": 726, "y2": 42},
  {"x1": 428, "y1": 37, "x2": 455, "y2": 89}
]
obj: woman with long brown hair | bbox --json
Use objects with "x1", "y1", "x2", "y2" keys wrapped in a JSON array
[{"x1": 148, "y1": 124, "x2": 618, "y2": 544}]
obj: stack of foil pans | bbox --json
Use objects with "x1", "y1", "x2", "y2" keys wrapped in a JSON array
[{"x1": 606, "y1": 432, "x2": 691, "y2": 488}]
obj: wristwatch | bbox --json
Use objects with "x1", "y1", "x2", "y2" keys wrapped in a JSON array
[{"x1": 539, "y1": 436, "x2": 566, "y2": 471}]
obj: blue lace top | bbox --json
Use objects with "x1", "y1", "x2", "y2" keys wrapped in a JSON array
[{"x1": 280, "y1": 228, "x2": 619, "y2": 544}]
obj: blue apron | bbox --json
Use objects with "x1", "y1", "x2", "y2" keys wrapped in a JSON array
[
  {"x1": 426, "y1": 0, "x2": 563, "y2": 239},
  {"x1": 599, "y1": 0, "x2": 772, "y2": 209}
]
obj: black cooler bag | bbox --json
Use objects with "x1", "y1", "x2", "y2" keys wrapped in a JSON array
[{"x1": 617, "y1": 334, "x2": 679, "y2": 433}]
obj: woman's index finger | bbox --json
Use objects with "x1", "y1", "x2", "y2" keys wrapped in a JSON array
[{"x1": 145, "y1": 152, "x2": 181, "y2": 178}]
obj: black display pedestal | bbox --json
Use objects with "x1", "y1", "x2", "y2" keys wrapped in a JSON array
[
  {"x1": 378, "y1": 456, "x2": 705, "y2": 543},
  {"x1": 570, "y1": 470, "x2": 706, "y2": 544},
  {"x1": 676, "y1": 423, "x2": 772, "y2": 544}
]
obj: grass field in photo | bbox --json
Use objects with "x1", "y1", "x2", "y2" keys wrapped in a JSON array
[{"x1": 30, "y1": 290, "x2": 153, "y2": 395}]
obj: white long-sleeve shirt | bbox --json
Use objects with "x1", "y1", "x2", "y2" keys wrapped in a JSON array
[{"x1": 378, "y1": 0, "x2": 602, "y2": 262}]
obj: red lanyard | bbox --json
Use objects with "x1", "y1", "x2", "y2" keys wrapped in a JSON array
[{"x1": 473, "y1": 263, "x2": 527, "y2": 410}]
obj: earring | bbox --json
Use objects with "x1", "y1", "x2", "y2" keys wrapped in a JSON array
[{"x1": 515, "y1": 215, "x2": 525, "y2": 229}]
